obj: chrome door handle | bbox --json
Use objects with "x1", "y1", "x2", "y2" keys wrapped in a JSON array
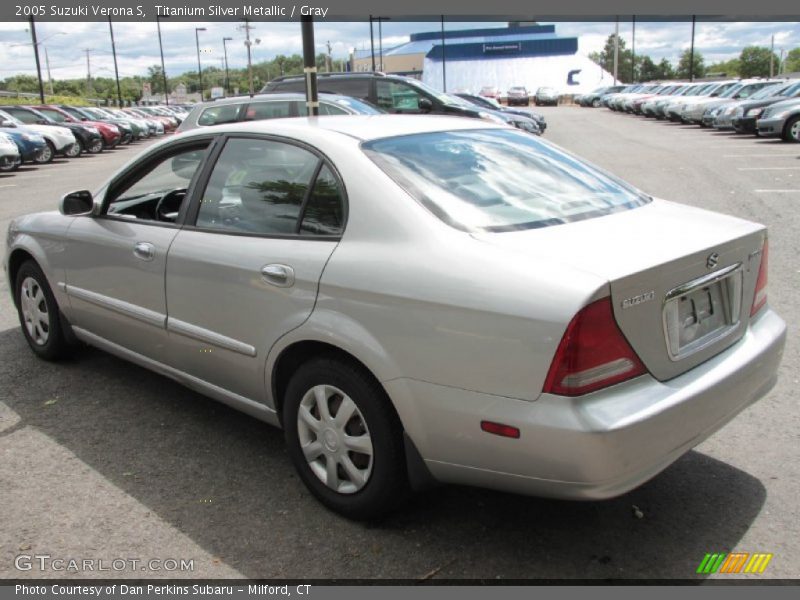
[
  {"x1": 261, "y1": 264, "x2": 295, "y2": 287},
  {"x1": 133, "y1": 242, "x2": 155, "y2": 261}
]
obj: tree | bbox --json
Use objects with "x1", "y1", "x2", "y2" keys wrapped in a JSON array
[
  {"x1": 147, "y1": 65, "x2": 166, "y2": 94},
  {"x1": 785, "y1": 48, "x2": 800, "y2": 73},
  {"x1": 656, "y1": 58, "x2": 675, "y2": 80},
  {"x1": 637, "y1": 56, "x2": 660, "y2": 82},
  {"x1": 739, "y1": 46, "x2": 779, "y2": 78},
  {"x1": 589, "y1": 34, "x2": 634, "y2": 83},
  {"x1": 706, "y1": 58, "x2": 740, "y2": 77},
  {"x1": 676, "y1": 49, "x2": 705, "y2": 79}
]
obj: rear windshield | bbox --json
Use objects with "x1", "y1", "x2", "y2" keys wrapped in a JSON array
[{"x1": 362, "y1": 129, "x2": 650, "y2": 232}]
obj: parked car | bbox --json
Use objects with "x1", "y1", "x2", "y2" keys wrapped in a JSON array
[
  {"x1": 667, "y1": 81, "x2": 741, "y2": 122},
  {"x1": 176, "y1": 92, "x2": 384, "y2": 133},
  {"x1": 580, "y1": 85, "x2": 626, "y2": 107},
  {"x1": 534, "y1": 87, "x2": 559, "y2": 106},
  {"x1": 120, "y1": 108, "x2": 165, "y2": 135},
  {"x1": 454, "y1": 93, "x2": 547, "y2": 133},
  {"x1": 757, "y1": 97, "x2": 800, "y2": 141},
  {"x1": 479, "y1": 86, "x2": 499, "y2": 99},
  {"x1": 683, "y1": 80, "x2": 780, "y2": 126},
  {"x1": 58, "y1": 106, "x2": 135, "y2": 144},
  {"x1": 6, "y1": 115, "x2": 785, "y2": 519},
  {"x1": 0, "y1": 127, "x2": 47, "y2": 170},
  {"x1": 0, "y1": 108, "x2": 77, "y2": 163},
  {"x1": 507, "y1": 86, "x2": 530, "y2": 106},
  {"x1": 443, "y1": 93, "x2": 541, "y2": 134},
  {"x1": 0, "y1": 132, "x2": 21, "y2": 171},
  {"x1": 713, "y1": 81, "x2": 790, "y2": 130},
  {"x1": 32, "y1": 105, "x2": 122, "y2": 150},
  {"x1": 93, "y1": 107, "x2": 152, "y2": 138},
  {"x1": 136, "y1": 105, "x2": 182, "y2": 127},
  {"x1": 262, "y1": 72, "x2": 524, "y2": 126},
  {"x1": 731, "y1": 80, "x2": 800, "y2": 134},
  {"x1": 2, "y1": 105, "x2": 104, "y2": 156}
]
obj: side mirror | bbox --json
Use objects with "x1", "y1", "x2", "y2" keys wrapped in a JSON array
[
  {"x1": 1, "y1": 120, "x2": 16, "y2": 128},
  {"x1": 37, "y1": 119, "x2": 49, "y2": 125},
  {"x1": 59, "y1": 190, "x2": 94, "y2": 216},
  {"x1": 418, "y1": 97, "x2": 433, "y2": 112},
  {"x1": 710, "y1": 92, "x2": 719, "y2": 97}
]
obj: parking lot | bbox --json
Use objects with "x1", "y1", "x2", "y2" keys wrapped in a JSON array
[{"x1": 1, "y1": 109, "x2": 798, "y2": 580}]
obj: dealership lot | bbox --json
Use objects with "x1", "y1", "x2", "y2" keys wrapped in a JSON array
[{"x1": 1, "y1": 109, "x2": 798, "y2": 579}]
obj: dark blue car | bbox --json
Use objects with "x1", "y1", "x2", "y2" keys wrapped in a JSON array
[{"x1": 0, "y1": 127, "x2": 47, "y2": 170}]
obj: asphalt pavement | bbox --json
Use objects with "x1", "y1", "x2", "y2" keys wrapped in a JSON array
[{"x1": 0, "y1": 111, "x2": 798, "y2": 580}]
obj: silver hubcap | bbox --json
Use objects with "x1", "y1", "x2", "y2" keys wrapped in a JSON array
[
  {"x1": 38, "y1": 146, "x2": 52, "y2": 162},
  {"x1": 20, "y1": 277, "x2": 49, "y2": 346},
  {"x1": 297, "y1": 384, "x2": 373, "y2": 494}
]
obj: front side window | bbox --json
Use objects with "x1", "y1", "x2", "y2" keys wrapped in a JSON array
[
  {"x1": 4, "y1": 108, "x2": 37, "y2": 124},
  {"x1": 376, "y1": 81, "x2": 425, "y2": 112},
  {"x1": 363, "y1": 129, "x2": 650, "y2": 233},
  {"x1": 106, "y1": 144, "x2": 209, "y2": 222},
  {"x1": 197, "y1": 104, "x2": 241, "y2": 126},
  {"x1": 38, "y1": 108, "x2": 68, "y2": 123},
  {"x1": 299, "y1": 165, "x2": 345, "y2": 235},
  {"x1": 196, "y1": 138, "x2": 342, "y2": 236}
]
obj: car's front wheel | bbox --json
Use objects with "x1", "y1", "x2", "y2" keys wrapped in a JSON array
[
  {"x1": 283, "y1": 356, "x2": 408, "y2": 520},
  {"x1": 784, "y1": 116, "x2": 800, "y2": 142},
  {"x1": 15, "y1": 260, "x2": 69, "y2": 360},
  {"x1": 65, "y1": 142, "x2": 81, "y2": 159},
  {"x1": 34, "y1": 141, "x2": 54, "y2": 164}
]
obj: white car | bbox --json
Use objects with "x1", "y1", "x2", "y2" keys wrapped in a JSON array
[
  {"x1": 6, "y1": 116, "x2": 786, "y2": 519},
  {"x1": 0, "y1": 132, "x2": 21, "y2": 170},
  {"x1": 0, "y1": 108, "x2": 77, "y2": 163}
]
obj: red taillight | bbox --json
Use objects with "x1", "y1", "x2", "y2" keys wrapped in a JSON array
[
  {"x1": 480, "y1": 421, "x2": 521, "y2": 439},
  {"x1": 543, "y1": 297, "x2": 646, "y2": 396},
  {"x1": 750, "y1": 240, "x2": 768, "y2": 317}
]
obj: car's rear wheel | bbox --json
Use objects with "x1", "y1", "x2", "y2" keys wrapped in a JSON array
[
  {"x1": 15, "y1": 260, "x2": 69, "y2": 360},
  {"x1": 88, "y1": 138, "x2": 104, "y2": 153},
  {"x1": 34, "y1": 141, "x2": 54, "y2": 164},
  {"x1": 784, "y1": 116, "x2": 800, "y2": 142},
  {"x1": 592, "y1": 98, "x2": 601, "y2": 107},
  {"x1": 65, "y1": 142, "x2": 81, "y2": 158},
  {"x1": 283, "y1": 356, "x2": 408, "y2": 520}
]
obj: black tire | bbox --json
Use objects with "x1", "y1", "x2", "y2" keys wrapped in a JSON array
[
  {"x1": 88, "y1": 138, "x2": 104, "y2": 154},
  {"x1": 783, "y1": 115, "x2": 800, "y2": 142},
  {"x1": 14, "y1": 260, "x2": 69, "y2": 361},
  {"x1": 34, "y1": 141, "x2": 54, "y2": 164},
  {"x1": 0, "y1": 160, "x2": 19, "y2": 172},
  {"x1": 65, "y1": 142, "x2": 81, "y2": 158},
  {"x1": 283, "y1": 356, "x2": 409, "y2": 520},
  {"x1": 592, "y1": 98, "x2": 601, "y2": 108}
]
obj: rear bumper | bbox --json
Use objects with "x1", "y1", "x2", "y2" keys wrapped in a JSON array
[{"x1": 389, "y1": 309, "x2": 786, "y2": 500}]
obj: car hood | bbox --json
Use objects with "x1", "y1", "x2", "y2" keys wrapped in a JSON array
[{"x1": 762, "y1": 97, "x2": 800, "y2": 111}]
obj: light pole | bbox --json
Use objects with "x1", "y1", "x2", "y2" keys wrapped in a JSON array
[
  {"x1": 195, "y1": 27, "x2": 207, "y2": 101},
  {"x1": 156, "y1": 14, "x2": 169, "y2": 104},
  {"x1": 27, "y1": 17, "x2": 45, "y2": 102},
  {"x1": 108, "y1": 18, "x2": 122, "y2": 106},
  {"x1": 222, "y1": 36, "x2": 232, "y2": 95},
  {"x1": 11, "y1": 28, "x2": 65, "y2": 101},
  {"x1": 369, "y1": 16, "x2": 376, "y2": 71}
]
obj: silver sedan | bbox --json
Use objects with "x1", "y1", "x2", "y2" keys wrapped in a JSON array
[{"x1": 5, "y1": 116, "x2": 786, "y2": 519}]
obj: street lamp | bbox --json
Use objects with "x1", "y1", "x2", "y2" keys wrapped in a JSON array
[
  {"x1": 195, "y1": 27, "x2": 207, "y2": 101},
  {"x1": 156, "y1": 14, "x2": 169, "y2": 104},
  {"x1": 11, "y1": 25, "x2": 65, "y2": 102},
  {"x1": 222, "y1": 36, "x2": 233, "y2": 96}
]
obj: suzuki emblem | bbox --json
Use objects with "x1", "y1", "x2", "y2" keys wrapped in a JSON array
[{"x1": 707, "y1": 252, "x2": 720, "y2": 269}]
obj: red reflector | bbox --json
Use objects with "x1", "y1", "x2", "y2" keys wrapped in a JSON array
[
  {"x1": 750, "y1": 240, "x2": 768, "y2": 317},
  {"x1": 543, "y1": 297, "x2": 646, "y2": 396},
  {"x1": 480, "y1": 421, "x2": 520, "y2": 439}
]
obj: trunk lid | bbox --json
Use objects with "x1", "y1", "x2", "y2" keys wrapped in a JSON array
[{"x1": 473, "y1": 199, "x2": 766, "y2": 381}]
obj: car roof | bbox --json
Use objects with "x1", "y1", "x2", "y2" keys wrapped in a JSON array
[
  {"x1": 191, "y1": 92, "x2": 359, "y2": 108},
  {"x1": 177, "y1": 114, "x2": 501, "y2": 142}
]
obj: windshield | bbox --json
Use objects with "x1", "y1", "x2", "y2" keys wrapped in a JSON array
[
  {"x1": 362, "y1": 129, "x2": 650, "y2": 233},
  {"x1": 406, "y1": 78, "x2": 458, "y2": 105},
  {"x1": 38, "y1": 108, "x2": 68, "y2": 122},
  {"x1": 330, "y1": 96, "x2": 383, "y2": 114},
  {"x1": 0, "y1": 110, "x2": 24, "y2": 126},
  {"x1": 719, "y1": 84, "x2": 745, "y2": 99}
]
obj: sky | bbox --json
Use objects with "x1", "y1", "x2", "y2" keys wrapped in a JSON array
[{"x1": 0, "y1": 19, "x2": 798, "y2": 82}]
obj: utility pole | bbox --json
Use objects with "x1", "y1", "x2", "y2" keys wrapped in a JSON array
[
  {"x1": 613, "y1": 17, "x2": 619, "y2": 85},
  {"x1": 240, "y1": 18, "x2": 255, "y2": 95},
  {"x1": 440, "y1": 16, "x2": 447, "y2": 92},
  {"x1": 301, "y1": 15, "x2": 318, "y2": 116},
  {"x1": 28, "y1": 16, "x2": 45, "y2": 103},
  {"x1": 631, "y1": 16, "x2": 636, "y2": 83},
  {"x1": 83, "y1": 48, "x2": 93, "y2": 98},
  {"x1": 326, "y1": 40, "x2": 332, "y2": 72},
  {"x1": 378, "y1": 18, "x2": 384, "y2": 71},
  {"x1": 770, "y1": 35, "x2": 775, "y2": 77},
  {"x1": 369, "y1": 16, "x2": 376, "y2": 71},
  {"x1": 689, "y1": 16, "x2": 696, "y2": 81},
  {"x1": 156, "y1": 15, "x2": 169, "y2": 105},
  {"x1": 223, "y1": 37, "x2": 232, "y2": 95},
  {"x1": 44, "y1": 47, "x2": 54, "y2": 95},
  {"x1": 195, "y1": 28, "x2": 206, "y2": 101},
  {"x1": 108, "y1": 18, "x2": 123, "y2": 107}
]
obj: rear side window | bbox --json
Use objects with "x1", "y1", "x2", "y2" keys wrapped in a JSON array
[
  {"x1": 363, "y1": 129, "x2": 650, "y2": 233},
  {"x1": 316, "y1": 78, "x2": 371, "y2": 100},
  {"x1": 197, "y1": 104, "x2": 241, "y2": 126},
  {"x1": 245, "y1": 101, "x2": 293, "y2": 120},
  {"x1": 196, "y1": 138, "x2": 343, "y2": 237}
]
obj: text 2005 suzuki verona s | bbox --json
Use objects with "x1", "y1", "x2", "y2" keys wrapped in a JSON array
[{"x1": 6, "y1": 116, "x2": 786, "y2": 519}]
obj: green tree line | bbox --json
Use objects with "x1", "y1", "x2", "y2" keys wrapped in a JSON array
[
  {"x1": 589, "y1": 34, "x2": 800, "y2": 83},
  {"x1": 0, "y1": 52, "x2": 334, "y2": 103}
]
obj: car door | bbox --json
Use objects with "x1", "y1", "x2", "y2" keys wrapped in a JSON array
[
  {"x1": 62, "y1": 138, "x2": 214, "y2": 364},
  {"x1": 164, "y1": 135, "x2": 345, "y2": 404}
]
